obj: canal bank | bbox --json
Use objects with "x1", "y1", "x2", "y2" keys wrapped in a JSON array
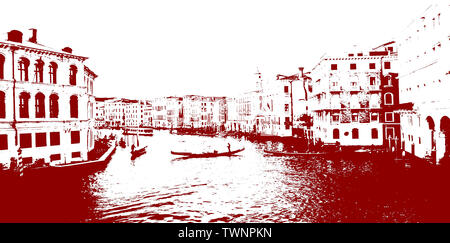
[{"x1": 2, "y1": 130, "x2": 450, "y2": 222}]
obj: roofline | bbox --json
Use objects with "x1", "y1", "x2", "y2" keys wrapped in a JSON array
[{"x1": 0, "y1": 41, "x2": 88, "y2": 61}]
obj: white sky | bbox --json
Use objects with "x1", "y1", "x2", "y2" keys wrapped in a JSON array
[{"x1": 1, "y1": 0, "x2": 430, "y2": 99}]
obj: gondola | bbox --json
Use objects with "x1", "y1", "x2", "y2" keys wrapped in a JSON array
[
  {"x1": 171, "y1": 148, "x2": 245, "y2": 158},
  {"x1": 118, "y1": 138, "x2": 126, "y2": 148},
  {"x1": 25, "y1": 143, "x2": 117, "y2": 177},
  {"x1": 131, "y1": 146, "x2": 147, "y2": 160}
]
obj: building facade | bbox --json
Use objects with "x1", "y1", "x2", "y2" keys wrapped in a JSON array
[
  {"x1": 397, "y1": 1, "x2": 449, "y2": 163},
  {"x1": 0, "y1": 29, "x2": 97, "y2": 167},
  {"x1": 307, "y1": 43, "x2": 399, "y2": 147},
  {"x1": 225, "y1": 71, "x2": 298, "y2": 137}
]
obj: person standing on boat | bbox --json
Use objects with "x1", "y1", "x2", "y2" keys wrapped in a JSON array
[{"x1": 227, "y1": 143, "x2": 231, "y2": 153}]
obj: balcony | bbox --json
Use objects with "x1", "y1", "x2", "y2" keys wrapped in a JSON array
[
  {"x1": 368, "y1": 85, "x2": 381, "y2": 92},
  {"x1": 330, "y1": 86, "x2": 343, "y2": 94}
]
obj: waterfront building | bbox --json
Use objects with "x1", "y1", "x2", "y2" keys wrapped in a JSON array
[
  {"x1": 307, "y1": 42, "x2": 399, "y2": 148},
  {"x1": 141, "y1": 100, "x2": 152, "y2": 127},
  {"x1": 124, "y1": 99, "x2": 142, "y2": 128},
  {"x1": 103, "y1": 98, "x2": 125, "y2": 128},
  {"x1": 225, "y1": 70, "x2": 301, "y2": 137},
  {"x1": 0, "y1": 28, "x2": 97, "y2": 167},
  {"x1": 151, "y1": 96, "x2": 168, "y2": 128},
  {"x1": 95, "y1": 97, "x2": 152, "y2": 129},
  {"x1": 397, "y1": 1, "x2": 449, "y2": 164},
  {"x1": 94, "y1": 97, "x2": 112, "y2": 128},
  {"x1": 166, "y1": 96, "x2": 183, "y2": 129},
  {"x1": 181, "y1": 95, "x2": 225, "y2": 130}
]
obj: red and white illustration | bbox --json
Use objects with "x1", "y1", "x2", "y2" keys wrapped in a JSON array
[{"x1": 0, "y1": 0, "x2": 449, "y2": 223}]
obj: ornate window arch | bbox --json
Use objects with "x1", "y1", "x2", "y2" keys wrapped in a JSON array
[
  {"x1": 35, "y1": 92, "x2": 45, "y2": 118},
  {"x1": 18, "y1": 57, "x2": 30, "y2": 81},
  {"x1": 70, "y1": 95, "x2": 78, "y2": 118},
  {"x1": 34, "y1": 59, "x2": 44, "y2": 83},
  {"x1": 49, "y1": 62, "x2": 58, "y2": 84},
  {"x1": 50, "y1": 94, "x2": 59, "y2": 118},
  {"x1": 0, "y1": 54, "x2": 5, "y2": 80},
  {"x1": 333, "y1": 128, "x2": 340, "y2": 139},
  {"x1": 0, "y1": 91, "x2": 5, "y2": 118},
  {"x1": 19, "y1": 92, "x2": 30, "y2": 118},
  {"x1": 69, "y1": 65, "x2": 77, "y2": 85},
  {"x1": 384, "y1": 92, "x2": 394, "y2": 105}
]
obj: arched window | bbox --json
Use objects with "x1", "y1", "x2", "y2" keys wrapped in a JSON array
[
  {"x1": 50, "y1": 94, "x2": 59, "y2": 118},
  {"x1": 70, "y1": 95, "x2": 78, "y2": 118},
  {"x1": 35, "y1": 93, "x2": 45, "y2": 118},
  {"x1": 0, "y1": 54, "x2": 5, "y2": 80},
  {"x1": 352, "y1": 128, "x2": 359, "y2": 139},
  {"x1": 69, "y1": 65, "x2": 77, "y2": 85},
  {"x1": 333, "y1": 128, "x2": 340, "y2": 139},
  {"x1": 384, "y1": 92, "x2": 394, "y2": 105},
  {"x1": 49, "y1": 62, "x2": 58, "y2": 84},
  {"x1": 0, "y1": 91, "x2": 5, "y2": 118},
  {"x1": 19, "y1": 92, "x2": 30, "y2": 118},
  {"x1": 371, "y1": 128, "x2": 378, "y2": 139},
  {"x1": 34, "y1": 60, "x2": 44, "y2": 83},
  {"x1": 18, "y1": 58, "x2": 30, "y2": 81}
]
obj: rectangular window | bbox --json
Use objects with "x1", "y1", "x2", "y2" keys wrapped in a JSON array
[
  {"x1": 385, "y1": 112, "x2": 394, "y2": 122},
  {"x1": 284, "y1": 117, "x2": 290, "y2": 129},
  {"x1": 0, "y1": 134, "x2": 7, "y2": 150},
  {"x1": 284, "y1": 86, "x2": 289, "y2": 93},
  {"x1": 350, "y1": 63, "x2": 357, "y2": 70},
  {"x1": 332, "y1": 114, "x2": 340, "y2": 122},
  {"x1": 331, "y1": 64, "x2": 337, "y2": 70},
  {"x1": 72, "y1": 152, "x2": 81, "y2": 158},
  {"x1": 371, "y1": 113, "x2": 379, "y2": 122},
  {"x1": 50, "y1": 132, "x2": 60, "y2": 146},
  {"x1": 50, "y1": 154, "x2": 61, "y2": 161},
  {"x1": 369, "y1": 63, "x2": 376, "y2": 69},
  {"x1": 71, "y1": 131, "x2": 80, "y2": 144},
  {"x1": 372, "y1": 128, "x2": 379, "y2": 139},
  {"x1": 370, "y1": 77, "x2": 376, "y2": 86},
  {"x1": 285, "y1": 104, "x2": 289, "y2": 112},
  {"x1": 352, "y1": 129, "x2": 359, "y2": 139},
  {"x1": 352, "y1": 113, "x2": 359, "y2": 122},
  {"x1": 386, "y1": 127, "x2": 395, "y2": 139},
  {"x1": 20, "y1": 133, "x2": 32, "y2": 148},
  {"x1": 35, "y1": 132, "x2": 47, "y2": 147},
  {"x1": 384, "y1": 62, "x2": 391, "y2": 69}
]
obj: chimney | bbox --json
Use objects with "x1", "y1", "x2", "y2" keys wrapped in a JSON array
[
  {"x1": 62, "y1": 47, "x2": 73, "y2": 53},
  {"x1": 7, "y1": 30, "x2": 23, "y2": 43},
  {"x1": 28, "y1": 28, "x2": 37, "y2": 43},
  {"x1": 298, "y1": 67, "x2": 304, "y2": 77}
]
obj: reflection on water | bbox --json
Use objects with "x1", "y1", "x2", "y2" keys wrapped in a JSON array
[{"x1": 2, "y1": 130, "x2": 450, "y2": 222}]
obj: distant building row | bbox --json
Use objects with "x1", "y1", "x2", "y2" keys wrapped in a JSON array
[{"x1": 94, "y1": 95, "x2": 227, "y2": 130}]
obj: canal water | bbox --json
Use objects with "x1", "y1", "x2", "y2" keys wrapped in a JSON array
[{"x1": 2, "y1": 130, "x2": 450, "y2": 222}]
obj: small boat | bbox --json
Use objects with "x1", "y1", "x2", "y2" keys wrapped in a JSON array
[
  {"x1": 123, "y1": 127, "x2": 153, "y2": 136},
  {"x1": 25, "y1": 143, "x2": 117, "y2": 177},
  {"x1": 131, "y1": 146, "x2": 147, "y2": 160},
  {"x1": 171, "y1": 148, "x2": 245, "y2": 158},
  {"x1": 119, "y1": 138, "x2": 126, "y2": 148},
  {"x1": 264, "y1": 150, "x2": 327, "y2": 156}
]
